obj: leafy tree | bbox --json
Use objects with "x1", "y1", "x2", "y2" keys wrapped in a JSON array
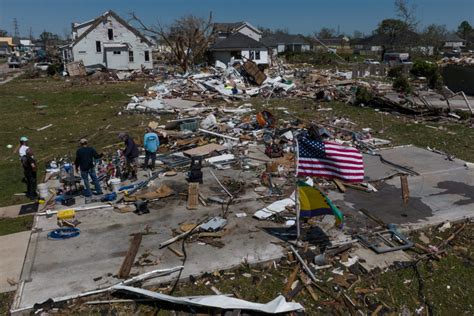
[
  {"x1": 375, "y1": 19, "x2": 410, "y2": 48},
  {"x1": 457, "y1": 21, "x2": 473, "y2": 40},
  {"x1": 0, "y1": 29, "x2": 8, "y2": 37},
  {"x1": 315, "y1": 27, "x2": 336, "y2": 39},
  {"x1": 132, "y1": 13, "x2": 214, "y2": 72},
  {"x1": 422, "y1": 24, "x2": 448, "y2": 52}
]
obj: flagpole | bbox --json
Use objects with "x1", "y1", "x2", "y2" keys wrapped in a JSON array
[{"x1": 294, "y1": 134, "x2": 301, "y2": 240}]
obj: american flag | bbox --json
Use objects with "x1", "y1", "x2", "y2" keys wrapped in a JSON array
[{"x1": 297, "y1": 136, "x2": 364, "y2": 183}]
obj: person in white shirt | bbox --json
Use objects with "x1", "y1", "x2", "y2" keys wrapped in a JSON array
[{"x1": 19, "y1": 136, "x2": 29, "y2": 160}]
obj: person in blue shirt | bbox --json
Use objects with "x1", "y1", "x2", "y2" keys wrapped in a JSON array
[{"x1": 143, "y1": 127, "x2": 159, "y2": 170}]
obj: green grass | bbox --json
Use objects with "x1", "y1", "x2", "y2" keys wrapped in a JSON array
[
  {"x1": 0, "y1": 77, "x2": 153, "y2": 207},
  {"x1": 0, "y1": 215, "x2": 33, "y2": 236},
  {"x1": 251, "y1": 98, "x2": 474, "y2": 161}
]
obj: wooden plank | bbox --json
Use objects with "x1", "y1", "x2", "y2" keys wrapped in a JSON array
[
  {"x1": 284, "y1": 266, "x2": 299, "y2": 294},
  {"x1": 167, "y1": 245, "x2": 184, "y2": 257},
  {"x1": 400, "y1": 175, "x2": 409, "y2": 205},
  {"x1": 118, "y1": 233, "x2": 142, "y2": 279},
  {"x1": 333, "y1": 179, "x2": 346, "y2": 193},
  {"x1": 187, "y1": 183, "x2": 199, "y2": 210}
]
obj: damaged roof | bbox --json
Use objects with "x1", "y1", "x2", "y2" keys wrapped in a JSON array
[
  {"x1": 210, "y1": 32, "x2": 267, "y2": 51},
  {"x1": 68, "y1": 10, "x2": 153, "y2": 48}
]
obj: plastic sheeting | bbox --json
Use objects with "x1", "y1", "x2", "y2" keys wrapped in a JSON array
[{"x1": 112, "y1": 285, "x2": 304, "y2": 313}]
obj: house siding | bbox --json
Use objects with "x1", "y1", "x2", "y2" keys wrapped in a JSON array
[
  {"x1": 241, "y1": 49, "x2": 268, "y2": 65},
  {"x1": 71, "y1": 15, "x2": 152, "y2": 70}
]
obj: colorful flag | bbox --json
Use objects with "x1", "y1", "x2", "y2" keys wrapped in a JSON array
[
  {"x1": 298, "y1": 181, "x2": 343, "y2": 226},
  {"x1": 297, "y1": 136, "x2": 364, "y2": 183}
]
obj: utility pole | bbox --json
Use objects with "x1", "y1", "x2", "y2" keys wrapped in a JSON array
[
  {"x1": 29, "y1": 27, "x2": 33, "y2": 41},
  {"x1": 13, "y1": 18, "x2": 19, "y2": 38}
]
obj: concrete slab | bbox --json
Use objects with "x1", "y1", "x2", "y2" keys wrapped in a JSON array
[
  {"x1": 378, "y1": 145, "x2": 466, "y2": 175},
  {"x1": 14, "y1": 168, "x2": 286, "y2": 310},
  {"x1": 330, "y1": 145, "x2": 474, "y2": 230},
  {"x1": 0, "y1": 231, "x2": 31, "y2": 293},
  {"x1": 0, "y1": 204, "x2": 27, "y2": 218}
]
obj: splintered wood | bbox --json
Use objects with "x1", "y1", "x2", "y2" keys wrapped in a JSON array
[
  {"x1": 118, "y1": 233, "x2": 142, "y2": 279},
  {"x1": 400, "y1": 175, "x2": 409, "y2": 205},
  {"x1": 187, "y1": 183, "x2": 199, "y2": 210}
]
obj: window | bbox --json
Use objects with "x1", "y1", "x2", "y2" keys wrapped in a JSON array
[
  {"x1": 249, "y1": 51, "x2": 255, "y2": 60},
  {"x1": 113, "y1": 51, "x2": 121, "y2": 55},
  {"x1": 96, "y1": 41, "x2": 101, "y2": 53},
  {"x1": 255, "y1": 51, "x2": 261, "y2": 60},
  {"x1": 144, "y1": 50, "x2": 150, "y2": 62},
  {"x1": 108, "y1": 29, "x2": 113, "y2": 40},
  {"x1": 129, "y1": 50, "x2": 134, "y2": 62}
]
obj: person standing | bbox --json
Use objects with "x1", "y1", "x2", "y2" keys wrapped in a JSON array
[
  {"x1": 22, "y1": 148, "x2": 38, "y2": 199},
  {"x1": 143, "y1": 127, "x2": 159, "y2": 170},
  {"x1": 74, "y1": 138, "x2": 103, "y2": 197},
  {"x1": 18, "y1": 136, "x2": 29, "y2": 159},
  {"x1": 118, "y1": 132, "x2": 139, "y2": 181}
]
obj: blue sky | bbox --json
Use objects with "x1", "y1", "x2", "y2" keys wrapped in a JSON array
[{"x1": 0, "y1": 0, "x2": 473, "y2": 38}]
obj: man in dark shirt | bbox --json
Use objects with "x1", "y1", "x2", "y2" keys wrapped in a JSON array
[
  {"x1": 118, "y1": 132, "x2": 139, "y2": 181},
  {"x1": 75, "y1": 138, "x2": 103, "y2": 197},
  {"x1": 22, "y1": 148, "x2": 38, "y2": 199}
]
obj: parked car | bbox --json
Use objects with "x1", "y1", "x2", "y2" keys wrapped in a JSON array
[
  {"x1": 364, "y1": 59, "x2": 380, "y2": 65},
  {"x1": 34, "y1": 62, "x2": 52, "y2": 71},
  {"x1": 7, "y1": 56, "x2": 21, "y2": 68}
]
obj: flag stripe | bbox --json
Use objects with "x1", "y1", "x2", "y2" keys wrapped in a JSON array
[
  {"x1": 298, "y1": 165, "x2": 365, "y2": 174},
  {"x1": 297, "y1": 169, "x2": 364, "y2": 181},
  {"x1": 299, "y1": 158, "x2": 365, "y2": 168}
]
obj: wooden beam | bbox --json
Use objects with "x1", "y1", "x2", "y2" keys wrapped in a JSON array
[
  {"x1": 118, "y1": 233, "x2": 142, "y2": 279},
  {"x1": 400, "y1": 175, "x2": 409, "y2": 205},
  {"x1": 187, "y1": 182, "x2": 199, "y2": 210}
]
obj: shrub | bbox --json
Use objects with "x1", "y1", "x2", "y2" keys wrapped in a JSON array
[
  {"x1": 393, "y1": 75, "x2": 412, "y2": 94},
  {"x1": 410, "y1": 61, "x2": 443, "y2": 89},
  {"x1": 46, "y1": 64, "x2": 60, "y2": 76},
  {"x1": 355, "y1": 87, "x2": 373, "y2": 105},
  {"x1": 387, "y1": 65, "x2": 403, "y2": 78}
]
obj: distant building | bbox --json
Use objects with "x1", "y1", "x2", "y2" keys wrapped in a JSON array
[
  {"x1": 60, "y1": 10, "x2": 154, "y2": 71},
  {"x1": 443, "y1": 33, "x2": 466, "y2": 50},
  {"x1": 315, "y1": 36, "x2": 351, "y2": 53},
  {"x1": 0, "y1": 37, "x2": 14, "y2": 56},
  {"x1": 261, "y1": 33, "x2": 312, "y2": 55}
]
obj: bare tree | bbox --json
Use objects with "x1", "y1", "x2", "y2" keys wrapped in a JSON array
[
  {"x1": 394, "y1": 0, "x2": 418, "y2": 31},
  {"x1": 131, "y1": 12, "x2": 215, "y2": 72},
  {"x1": 422, "y1": 24, "x2": 448, "y2": 53}
]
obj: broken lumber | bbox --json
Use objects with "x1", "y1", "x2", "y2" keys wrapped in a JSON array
[
  {"x1": 284, "y1": 266, "x2": 299, "y2": 294},
  {"x1": 167, "y1": 246, "x2": 184, "y2": 257},
  {"x1": 400, "y1": 175, "x2": 409, "y2": 205},
  {"x1": 187, "y1": 182, "x2": 199, "y2": 210},
  {"x1": 118, "y1": 233, "x2": 142, "y2": 279},
  {"x1": 333, "y1": 179, "x2": 346, "y2": 193}
]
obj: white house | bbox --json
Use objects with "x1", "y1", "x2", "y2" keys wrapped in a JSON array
[
  {"x1": 444, "y1": 33, "x2": 466, "y2": 50},
  {"x1": 210, "y1": 32, "x2": 268, "y2": 65},
  {"x1": 210, "y1": 22, "x2": 268, "y2": 66},
  {"x1": 61, "y1": 10, "x2": 154, "y2": 71}
]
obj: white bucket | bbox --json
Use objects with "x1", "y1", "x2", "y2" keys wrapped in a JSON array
[
  {"x1": 109, "y1": 178, "x2": 121, "y2": 193},
  {"x1": 37, "y1": 183, "x2": 49, "y2": 199}
]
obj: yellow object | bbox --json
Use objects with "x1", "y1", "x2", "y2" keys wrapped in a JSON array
[
  {"x1": 38, "y1": 199, "x2": 45, "y2": 204},
  {"x1": 57, "y1": 209, "x2": 75, "y2": 220}
]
